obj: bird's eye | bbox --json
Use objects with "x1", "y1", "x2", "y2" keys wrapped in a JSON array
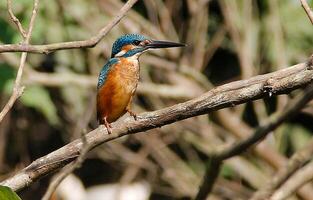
[{"x1": 133, "y1": 40, "x2": 141, "y2": 45}]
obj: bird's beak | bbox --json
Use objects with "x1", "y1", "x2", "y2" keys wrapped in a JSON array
[{"x1": 145, "y1": 40, "x2": 186, "y2": 49}]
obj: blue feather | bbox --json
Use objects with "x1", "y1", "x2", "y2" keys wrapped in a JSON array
[
  {"x1": 111, "y1": 34, "x2": 147, "y2": 57},
  {"x1": 122, "y1": 48, "x2": 144, "y2": 58},
  {"x1": 97, "y1": 58, "x2": 118, "y2": 89}
]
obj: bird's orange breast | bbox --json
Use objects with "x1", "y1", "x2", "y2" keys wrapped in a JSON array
[{"x1": 97, "y1": 58, "x2": 140, "y2": 123}]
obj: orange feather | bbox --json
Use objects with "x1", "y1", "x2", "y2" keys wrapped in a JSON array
[{"x1": 97, "y1": 58, "x2": 140, "y2": 123}]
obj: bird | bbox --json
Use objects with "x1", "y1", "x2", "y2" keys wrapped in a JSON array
[{"x1": 97, "y1": 34, "x2": 185, "y2": 134}]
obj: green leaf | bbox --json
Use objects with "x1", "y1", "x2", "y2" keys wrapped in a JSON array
[
  {"x1": 0, "y1": 186, "x2": 22, "y2": 200},
  {"x1": 20, "y1": 86, "x2": 60, "y2": 125}
]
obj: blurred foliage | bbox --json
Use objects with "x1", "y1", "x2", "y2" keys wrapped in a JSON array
[
  {"x1": 3, "y1": 81, "x2": 59, "y2": 125},
  {"x1": 0, "y1": 0, "x2": 313, "y2": 200},
  {"x1": 20, "y1": 85, "x2": 60, "y2": 125},
  {"x1": 0, "y1": 64, "x2": 15, "y2": 92}
]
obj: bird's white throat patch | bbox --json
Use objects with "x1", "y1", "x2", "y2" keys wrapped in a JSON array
[
  {"x1": 114, "y1": 50, "x2": 143, "y2": 60},
  {"x1": 128, "y1": 53, "x2": 141, "y2": 62},
  {"x1": 115, "y1": 50, "x2": 127, "y2": 57}
]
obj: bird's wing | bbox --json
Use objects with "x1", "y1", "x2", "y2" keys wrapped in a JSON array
[{"x1": 97, "y1": 58, "x2": 119, "y2": 89}]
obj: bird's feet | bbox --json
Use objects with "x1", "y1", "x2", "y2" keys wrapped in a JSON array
[
  {"x1": 104, "y1": 117, "x2": 112, "y2": 134},
  {"x1": 126, "y1": 109, "x2": 137, "y2": 120}
]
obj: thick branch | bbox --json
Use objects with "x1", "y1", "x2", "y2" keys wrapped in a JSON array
[
  {"x1": 1, "y1": 61, "x2": 313, "y2": 191},
  {"x1": 0, "y1": 0, "x2": 138, "y2": 54}
]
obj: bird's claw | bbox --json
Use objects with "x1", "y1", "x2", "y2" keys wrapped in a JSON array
[{"x1": 104, "y1": 117, "x2": 112, "y2": 134}]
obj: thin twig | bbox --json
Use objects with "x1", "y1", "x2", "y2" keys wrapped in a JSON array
[
  {"x1": 251, "y1": 139, "x2": 313, "y2": 200},
  {"x1": 194, "y1": 83, "x2": 313, "y2": 200},
  {"x1": 300, "y1": 0, "x2": 313, "y2": 25},
  {"x1": 0, "y1": 0, "x2": 138, "y2": 123},
  {"x1": 194, "y1": 158, "x2": 222, "y2": 200},
  {"x1": 41, "y1": 0, "x2": 139, "y2": 197},
  {"x1": 7, "y1": 0, "x2": 27, "y2": 38},
  {"x1": 42, "y1": 94, "x2": 96, "y2": 199},
  {"x1": 193, "y1": 56, "x2": 313, "y2": 200},
  {"x1": 42, "y1": 133, "x2": 91, "y2": 200},
  {"x1": 1, "y1": 57, "x2": 313, "y2": 192},
  {"x1": 0, "y1": 0, "x2": 138, "y2": 54},
  {"x1": 0, "y1": 0, "x2": 40, "y2": 123},
  {"x1": 272, "y1": 160, "x2": 313, "y2": 200},
  {"x1": 218, "y1": 86, "x2": 313, "y2": 160}
]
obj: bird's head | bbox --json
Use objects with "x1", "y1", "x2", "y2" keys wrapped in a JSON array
[{"x1": 111, "y1": 34, "x2": 185, "y2": 58}]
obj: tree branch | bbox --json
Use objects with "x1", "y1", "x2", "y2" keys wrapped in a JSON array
[
  {"x1": 0, "y1": 0, "x2": 138, "y2": 54},
  {"x1": 41, "y1": 133, "x2": 90, "y2": 200},
  {"x1": 195, "y1": 79, "x2": 313, "y2": 200},
  {"x1": 300, "y1": 0, "x2": 313, "y2": 25},
  {"x1": 7, "y1": 0, "x2": 27, "y2": 38},
  {"x1": 251, "y1": 138, "x2": 313, "y2": 200},
  {"x1": 0, "y1": 59, "x2": 313, "y2": 192},
  {"x1": 195, "y1": 158, "x2": 222, "y2": 200},
  {"x1": 0, "y1": 0, "x2": 40, "y2": 123},
  {"x1": 271, "y1": 161, "x2": 313, "y2": 200},
  {"x1": 217, "y1": 85, "x2": 313, "y2": 160}
]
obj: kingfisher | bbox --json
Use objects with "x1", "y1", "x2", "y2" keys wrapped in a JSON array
[{"x1": 97, "y1": 34, "x2": 185, "y2": 134}]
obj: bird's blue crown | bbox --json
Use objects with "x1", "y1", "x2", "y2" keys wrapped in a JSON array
[{"x1": 111, "y1": 34, "x2": 147, "y2": 57}]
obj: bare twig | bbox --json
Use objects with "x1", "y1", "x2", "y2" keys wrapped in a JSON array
[
  {"x1": 0, "y1": 0, "x2": 40, "y2": 123},
  {"x1": 217, "y1": 86, "x2": 313, "y2": 160},
  {"x1": 272, "y1": 161, "x2": 313, "y2": 200},
  {"x1": 0, "y1": 59, "x2": 313, "y2": 192},
  {"x1": 194, "y1": 55, "x2": 313, "y2": 199},
  {"x1": 0, "y1": 0, "x2": 138, "y2": 123},
  {"x1": 41, "y1": 0, "x2": 139, "y2": 197},
  {"x1": 300, "y1": 0, "x2": 313, "y2": 25},
  {"x1": 0, "y1": 0, "x2": 138, "y2": 54},
  {"x1": 251, "y1": 138, "x2": 313, "y2": 200},
  {"x1": 42, "y1": 94, "x2": 96, "y2": 199},
  {"x1": 194, "y1": 158, "x2": 222, "y2": 200},
  {"x1": 195, "y1": 78, "x2": 313, "y2": 200},
  {"x1": 42, "y1": 133, "x2": 91, "y2": 200},
  {"x1": 7, "y1": 0, "x2": 27, "y2": 38}
]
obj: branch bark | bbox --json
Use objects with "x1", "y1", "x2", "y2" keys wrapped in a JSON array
[
  {"x1": 300, "y1": 0, "x2": 313, "y2": 25},
  {"x1": 0, "y1": 60, "x2": 313, "y2": 192},
  {"x1": 0, "y1": 0, "x2": 138, "y2": 54}
]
